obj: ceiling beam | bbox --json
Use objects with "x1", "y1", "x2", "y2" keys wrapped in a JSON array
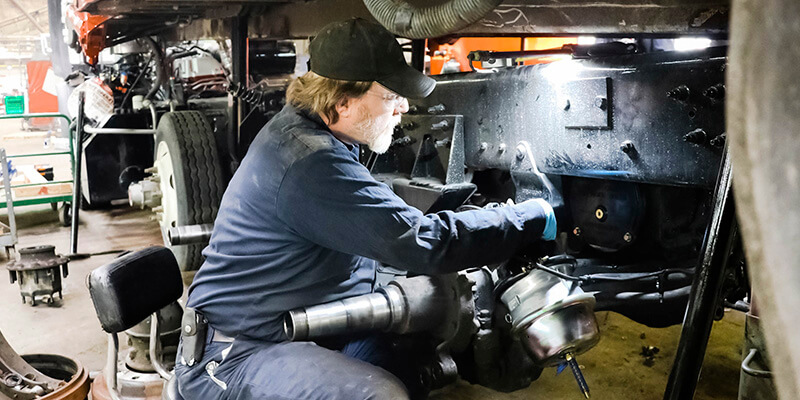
[{"x1": 7, "y1": 0, "x2": 46, "y2": 34}]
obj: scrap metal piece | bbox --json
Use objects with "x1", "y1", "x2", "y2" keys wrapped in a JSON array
[
  {"x1": 21, "y1": 354, "x2": 90, "y2": 400},
  {"x1": 0, "y1": 330, "x2": 66, "y2": 399},
  {"x1": 7, "y1": 245, "x2": 69, "y2": 306}
]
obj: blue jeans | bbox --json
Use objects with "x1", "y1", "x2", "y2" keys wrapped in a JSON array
[{"x1": 174, "y1": 335, "x2": 411, "y2": 400}]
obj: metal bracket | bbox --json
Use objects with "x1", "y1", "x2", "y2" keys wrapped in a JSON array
[
  {"x1": 372, "y1": 114, "x2": 466, "y2": 186},
  {"x1": 510, "y1": 141, "x2": 563, "y2": 208}
]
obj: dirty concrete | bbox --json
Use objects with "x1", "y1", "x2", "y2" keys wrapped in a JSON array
[
  {"x1": 0, "y1": 204, "x2": 164, "y2": 371},
  {"x1": 0, "y1": 119, "x2": 744, "y2": 399}
]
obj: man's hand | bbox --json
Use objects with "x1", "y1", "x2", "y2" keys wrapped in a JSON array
[
  {"x1": 492, "y1": 198, "x2": 557, "y2": 241},
  {"x1": 531, "y1": 198, "x2": 557, "y2": 241}
]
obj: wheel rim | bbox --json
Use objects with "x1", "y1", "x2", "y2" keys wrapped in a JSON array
[{"x1": 155, "y1": 141, "x2": 179, "y2": 245}]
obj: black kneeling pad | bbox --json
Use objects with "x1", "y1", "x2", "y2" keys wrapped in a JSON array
[{"x1": 88, "y1": 246, "x2": 183, "y2": 333}]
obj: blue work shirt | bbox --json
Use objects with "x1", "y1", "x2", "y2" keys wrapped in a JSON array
[{"x1": 187, "y1": 104, "x2": 551, "y2": 342}]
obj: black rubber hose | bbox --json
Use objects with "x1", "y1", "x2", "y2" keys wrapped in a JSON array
[
  {"x1": 120, "y1": 53, "x2": 153, "y2": 108},
  {"x1": 363, "y1": 0, "x2": 503, "y2": 39},
  {"x1": 540, "y1": 254, "x2": 577, "y2": 267},
  {"x1": 593, "y1": 286, "x2": 692, "y2": 327},
  {"x1": 142, "y1": 37, "x2": 167, "y2": 101},
  {"x1": 595, "y1": 286, "x2": 692, "y2": 307}
]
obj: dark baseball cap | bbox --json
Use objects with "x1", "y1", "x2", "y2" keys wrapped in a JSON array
[{"x1": 309, "y1": 18, "x2": 436, "y2": 99}]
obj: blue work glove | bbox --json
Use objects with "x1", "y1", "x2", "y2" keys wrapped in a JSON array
[{"x1": 531, "y1": 198, "x2": 557, "y2": 241}]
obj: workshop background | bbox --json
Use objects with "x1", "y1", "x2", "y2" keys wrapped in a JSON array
[{"x1": 0, "y1": 1, "x2": 746, "y2": 399}]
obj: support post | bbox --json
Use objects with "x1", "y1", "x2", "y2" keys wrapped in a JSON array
[
  {"x1": 230, "y1": 15, "x2": 248, "y2": 163},
  {"x1": 69, "y1": 93, "x2": 84, "y2": 255},
  {"x1": 411, "y1": 39, "x2": 426, "y2": 72},
  {"x1": 664, "y1": 148, "x2": 736, "y2": 399}
]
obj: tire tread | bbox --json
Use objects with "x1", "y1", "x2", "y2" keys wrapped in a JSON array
[{"x1": 155, "y1": 111, "x2": 223, "y2": 271}]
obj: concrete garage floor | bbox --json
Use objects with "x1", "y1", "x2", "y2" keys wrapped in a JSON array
[{"x1": 0, "y1": 120, "x2": 744, "y2": 399}]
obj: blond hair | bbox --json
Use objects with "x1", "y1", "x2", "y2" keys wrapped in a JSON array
[{"x1": 286, "y1": 72, "x2": 372, "y2": 124}]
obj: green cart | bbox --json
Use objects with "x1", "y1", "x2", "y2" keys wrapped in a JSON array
[{"x1": 0, "y1": 113, "x2": 75, "y2": 256}]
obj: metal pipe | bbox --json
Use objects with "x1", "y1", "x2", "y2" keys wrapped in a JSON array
[
  {"x1": 1, "y1": 149, "x2": 17, "y2": 250},
  {"x1": 148, "y1": 312, "x2": 173, "y2": 380},
  {"x1": 285, "y1": 291, "x2": 395, "y2": 341},
  {"x1": 149, "y1": 103, "x2": 158, "y2": 129},
  {"x1": 230, "y1": 15, "x2": 248, "y2": 161},
  {"x1": 167, "y1": 224, "x2": 213, "y2": 246},
  {"x1": 83, "y1": 126, "x2": 155, "y2": 135},
  {"x1": 285, "y1": 276, "x2": 446, "y2": 341},
  {"x1": 663, "y1": 148, "x2": 736, "y2": 400},
  {"x1": 468, "y1": 48, "x2": 573, "y2": 63},
  {"x1": 69, "y1": 93, "x2": 85, "y2": 255},
  {"x1": 105, "y1": 333, "x2": 121, "y2": 400},
  {"x1": 741, "y1": 349, "x2": 773, "y2": 378},
  {"x1": 0, "y1": 113, "x2": 72, "y2": 123}
]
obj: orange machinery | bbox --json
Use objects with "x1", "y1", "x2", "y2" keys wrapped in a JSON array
[
  {"x1": 428, "y1": 37, "x2": 578, "y2": 75},
  {"x1": 25, "y1": 61, "x2": 59, "y2": 129}
]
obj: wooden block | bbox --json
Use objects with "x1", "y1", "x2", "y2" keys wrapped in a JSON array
[
  {"x1": 0, "y1": 163, "x2": 72, "y2": 204},
  {"x1": 11, "y1": 183, "x2": 72, "y2": 199}
]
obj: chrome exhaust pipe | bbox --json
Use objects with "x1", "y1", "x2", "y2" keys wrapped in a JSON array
[
  {"x1": 285, "y1": 276, "x2": 446, "y2": 341},
  {"x1": 167, "y1": 224, "x2": 213, "y2": 246},
  {"x1": 285, "y1": 291, "x2": 395, "y2": 341}
]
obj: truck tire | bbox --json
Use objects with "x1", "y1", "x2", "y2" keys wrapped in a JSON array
[{"x1": 154, "y1": 111, "x2": 224, "y2": 271}]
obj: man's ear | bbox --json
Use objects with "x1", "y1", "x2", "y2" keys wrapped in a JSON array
[{"x1": 335, "y1": 97, "x2": 352, "y2": 119}]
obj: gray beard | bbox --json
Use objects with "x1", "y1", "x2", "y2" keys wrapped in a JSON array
[
  {"x1": 353, "y1": 108, "x2": 401, "y2": 154},
  {"x1": 366, "y1": 128, "x2": 394, "y2": 154}
]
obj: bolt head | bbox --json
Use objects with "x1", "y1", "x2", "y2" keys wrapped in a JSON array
[
  {"x1": 683, "y1": 129, "x2": 707, "y2": 144},
  {"x1": 620, "y1": 140, "x2": 634, "y2": 153},
  {"x1": 516, "y1": 146, "x2": 526, "y2": 160},
  {"x1": 668, "y1": 85, "x2": 690, "y2": 101},
  {"x1": 623, "y1": 232, "x2": 633, "y2": 242},
  {"x1": 594, "y1": 96, "x2": 607, "y2": 110},
  {"x1": 573, "y1": 227, "x2": 582, "y2": 236},
  {"x1": 498, "y1": 143, "x2": 507, "y2": 153},
  {"x1": 184, "y1": 325, "x2": 192, "y2": 334},
  {"x1": 710, "y1": 133, "x2": 726, "y2": 148},
  {"x1": 479, "y1": 142, "x2": 488, "y2": 152}
]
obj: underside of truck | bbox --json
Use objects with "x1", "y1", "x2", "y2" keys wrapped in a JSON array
[{"x1": 1, "y1": 0, "x2": 796, "y2": 399}]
